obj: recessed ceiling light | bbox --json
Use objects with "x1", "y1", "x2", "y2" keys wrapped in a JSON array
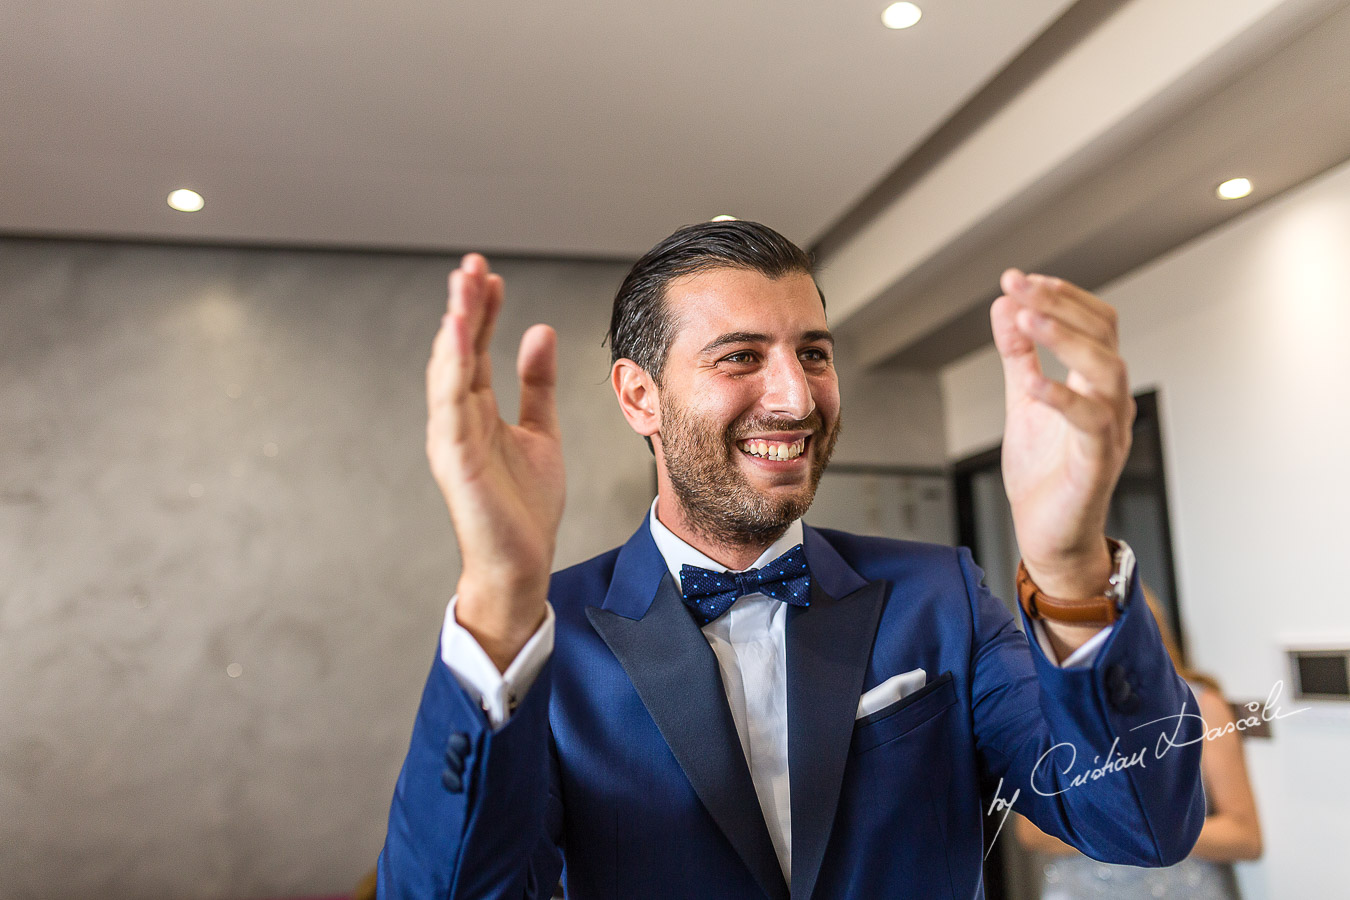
[
  {"x1": 711, "y1": 214, "x2": 738, "y2": 222},
  {"x1": 882, "y1": 2, "x2": 922, "y2": 29},
  {"x1": 167, "y1": 188, "x2": 204, "y2": 212},
  {"x1": 1216, "y1": 177, "x2": 1253, "y2": 200}
]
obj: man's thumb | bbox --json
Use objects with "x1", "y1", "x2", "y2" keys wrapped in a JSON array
[{"x1": 517, "y1": 324, "x2": 559, "y2": 434}]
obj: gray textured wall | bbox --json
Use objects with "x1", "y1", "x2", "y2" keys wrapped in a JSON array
[{"x1": 0, "y1": 236, "x2": 945, "y2": 898}]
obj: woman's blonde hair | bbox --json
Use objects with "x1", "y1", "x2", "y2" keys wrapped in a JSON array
[{"x1": 1142, "y1": 584, "x2": 1222, "y2": 695}]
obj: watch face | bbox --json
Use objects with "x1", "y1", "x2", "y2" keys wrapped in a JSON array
[
  {"x1": 1107, "y1": 579, "x2": 1127, "y2": 607},
  {"x1": 1107, "y1": 540, "x2": 1136, "y2": 605}
]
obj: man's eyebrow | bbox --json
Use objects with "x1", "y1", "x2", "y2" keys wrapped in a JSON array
[{"x1": 699, "y1": 330, "x2": 836, "y2": 355}]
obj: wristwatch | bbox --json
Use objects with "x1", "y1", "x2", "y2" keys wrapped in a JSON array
[{"x1": 1017, "y1": 538, "x2": 1135, "y2": 626}]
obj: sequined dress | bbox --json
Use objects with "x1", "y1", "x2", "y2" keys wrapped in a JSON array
[
  {"x1": 1036, "y1": 681, "x2": 1242, "y2": 900},
  {"x1": 1039, "y1": 854, "x2": 1239, "y2": 899}
]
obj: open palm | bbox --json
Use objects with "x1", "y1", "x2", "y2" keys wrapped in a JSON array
[{"x1": 426, "y1": 255, "x2": 565, "y2": 648}]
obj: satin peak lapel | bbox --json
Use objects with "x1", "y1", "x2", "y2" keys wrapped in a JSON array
[
  {"x1": 587, "y1": 571, "x2": 789, "y2": 900},
  {"x1": 787, "y1": 525, "x2": 887, "y2": 900}
]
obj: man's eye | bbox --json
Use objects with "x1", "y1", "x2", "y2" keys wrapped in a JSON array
[
  {"x1": 724, "y1": 351, "x2": 757, "y2": 364},
  {"x1": 802, "y1": 348, "x2": 831, "y2": 361}
]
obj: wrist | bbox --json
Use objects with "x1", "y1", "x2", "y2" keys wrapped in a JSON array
[
  {"x1": 1019, "y1": 538, "x2": 1134, "y2": 628},
  {"x1": 456, "y1": 572, "x2": 550, "y2": 670},
  {"x1": 1020, "y1": 537, "x2": 1114, "y2": 600}
]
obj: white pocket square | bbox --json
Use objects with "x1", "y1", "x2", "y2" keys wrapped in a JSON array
[{"x1": 856, "y1": 668, "x2": 927, "y2": 719}]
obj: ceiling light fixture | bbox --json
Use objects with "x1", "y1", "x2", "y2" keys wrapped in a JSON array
[
  {"x1": 882, "y1": 2, "x2": 922, "y2": 29},
  {"x1": 711, "y1": 214, "x2": 738, "y2": 222},
  {"x1": 167, "y1": 188, "x2": 205, "y2": 212},
  {"x1": 1216, "y1": 178, "x2": 1253, "y2": 200}
]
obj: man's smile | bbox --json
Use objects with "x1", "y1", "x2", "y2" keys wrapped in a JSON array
[{"x1": 735, "y1": 434, "x2": 810, "y2": 463}]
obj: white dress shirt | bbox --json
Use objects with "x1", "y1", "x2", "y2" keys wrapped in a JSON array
[{"x1": 439, "y1": 496, "x2": 1114, "y2": 884}]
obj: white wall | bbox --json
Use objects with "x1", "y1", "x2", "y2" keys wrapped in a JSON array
[{"x1": 940, "y1": 156, "x2": 1350, "y2": 899}]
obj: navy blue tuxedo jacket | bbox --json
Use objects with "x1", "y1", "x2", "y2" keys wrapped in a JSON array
[{"x1": 380, "y1": 519, "x2": 1205, "y2": 899}]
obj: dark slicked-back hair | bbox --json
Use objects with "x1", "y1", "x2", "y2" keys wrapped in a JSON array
[{"x1": 605, "y1": 220, "x2": 824, "y2": 453}]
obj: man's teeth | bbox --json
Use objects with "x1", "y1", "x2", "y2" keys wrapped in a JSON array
[{"x1": 736, "y1": 438, "x2": 807, "y2": 459}]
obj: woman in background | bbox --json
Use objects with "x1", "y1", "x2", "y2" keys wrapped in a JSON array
[{"x1": 1014, "y1": 587, "x2": 1263, "y2": 899}]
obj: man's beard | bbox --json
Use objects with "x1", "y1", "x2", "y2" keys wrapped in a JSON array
[{"x1": 657, "y1": 394, "x2": 841, "y2": 548}]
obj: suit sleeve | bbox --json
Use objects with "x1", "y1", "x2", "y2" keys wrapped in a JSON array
[
  {"x1": 378, "y1": 642, "x2": 564, "y2": 899},
  {"x1": 959, "y1": 548, "x2": 1206, "y2": 866}
]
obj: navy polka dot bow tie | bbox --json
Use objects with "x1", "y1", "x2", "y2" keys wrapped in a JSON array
[{"x1": 679, "y1": 544, "x2": 812, "y2": 626}]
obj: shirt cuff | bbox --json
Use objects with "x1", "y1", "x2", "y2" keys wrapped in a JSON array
[
  {"x1": 440, "y1": 593, "x2": 556, "y2": 729},
  {"x1": 1033, "y1": 619, "x2": 1114, "y2": 668}
]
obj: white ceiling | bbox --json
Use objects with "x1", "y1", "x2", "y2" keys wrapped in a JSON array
[
  {"x1": 1, "y1": 0, "x2": 1076, "y2": 258},
  {"x1": 817, "y1": 0, "x2": 1350, "y2": 368}
]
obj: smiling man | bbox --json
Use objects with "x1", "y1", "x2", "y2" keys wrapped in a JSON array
[
  {"x1": 380, "y1": 221, "x2": 1205, "y2": 899},
  {"x1": 614, "y1": 261, "x2": 841, "y2": 562}
]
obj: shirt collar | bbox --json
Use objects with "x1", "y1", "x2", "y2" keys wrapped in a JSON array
[{"x1": 647, "y1": 495, "x2": 804, "y2": 592}]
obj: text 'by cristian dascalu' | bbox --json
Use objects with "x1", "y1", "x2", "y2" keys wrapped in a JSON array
[{"x1": 983, "y1": 679, "x2": 1304, "y2": 857}]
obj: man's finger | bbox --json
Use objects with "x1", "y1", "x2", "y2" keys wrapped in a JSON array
[
  {"x1": 471, "y1": 273, "x2": 505, "y2": 393},
  {"x1": 517, "y1": 324, "x2": 559, "y2": 436},
  {"x1": 451, "y1": 255, "x2": 491, "y2": 357},
  {"x1": 991, "y1": 294, "x2": 1037, "y2": 363},
  {"x1": 425, "y1": 316, "x2": 474, "y2": 460},
  {"x1": 430, "y1": 269, "x2": 474, "y2": 403},
  {"x1": 1007, "y1": 273, "x2": 1118, "y2": 347},
  {"x1": 1025, "y1": 374, "x2": 1117, "y2": 438},
  {"x1": 426, "y1": 306, "x2": 458, "y2": 407},
  {"x1": 991, "y1": 293, "x2": 1041, "y2": 388},
  {"x1": 1014, "y1": 308, "x2": 1128, "y2": 401},
  {"x1": 1044, "y1": 275, "x2": 1118, "y2": 330},
  {"x1": 437, "y1": 313, "x2": 477, "y2": 442}
]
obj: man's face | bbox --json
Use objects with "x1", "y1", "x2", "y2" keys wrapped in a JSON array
[{"x1": 653, "y1": 267, "x2": 842, "y2": 546}]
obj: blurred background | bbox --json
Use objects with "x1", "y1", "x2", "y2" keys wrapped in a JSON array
[{"x1": 3, "y1": 1, "x2": 1349, "y2": 897}]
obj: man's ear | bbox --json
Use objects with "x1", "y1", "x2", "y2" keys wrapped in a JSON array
[{"x1": 611, "y1": 359, "x2": 660, "y2": 440}]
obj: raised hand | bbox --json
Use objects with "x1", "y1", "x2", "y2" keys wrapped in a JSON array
[
  {"x1": 991, "y1": 270, "x2": 1135, "y2": 601},
  {"x1": 426, "y1": 254, "x2": 565, "y2": 670}
]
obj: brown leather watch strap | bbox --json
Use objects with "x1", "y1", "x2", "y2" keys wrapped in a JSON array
[{"x1": 1017, "y1": 557, "x2": 1121, "y2": 626}]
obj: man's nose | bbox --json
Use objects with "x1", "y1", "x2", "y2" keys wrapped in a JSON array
[{"x1": 760, "y1": 354, "x2": 815, "y2": 421}]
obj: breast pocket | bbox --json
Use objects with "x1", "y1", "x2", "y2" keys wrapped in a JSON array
[{"x1": 852, "y1": 671, "x2": 956, "y2": 755}]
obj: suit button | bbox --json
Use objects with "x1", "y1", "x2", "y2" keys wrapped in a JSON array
[
  {"x1": 443, "y1": 731, "x2": 472, "y2": 785},
  {"x1": 1108, "y1": 681, "x2": 1141, "y2": 714},
  {"x1": 1104, "y1": 665, "x2": 1140, "y2": 713},
  {"x1": 445, "y1": 732, "x2": 471, "y2": 777}
]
